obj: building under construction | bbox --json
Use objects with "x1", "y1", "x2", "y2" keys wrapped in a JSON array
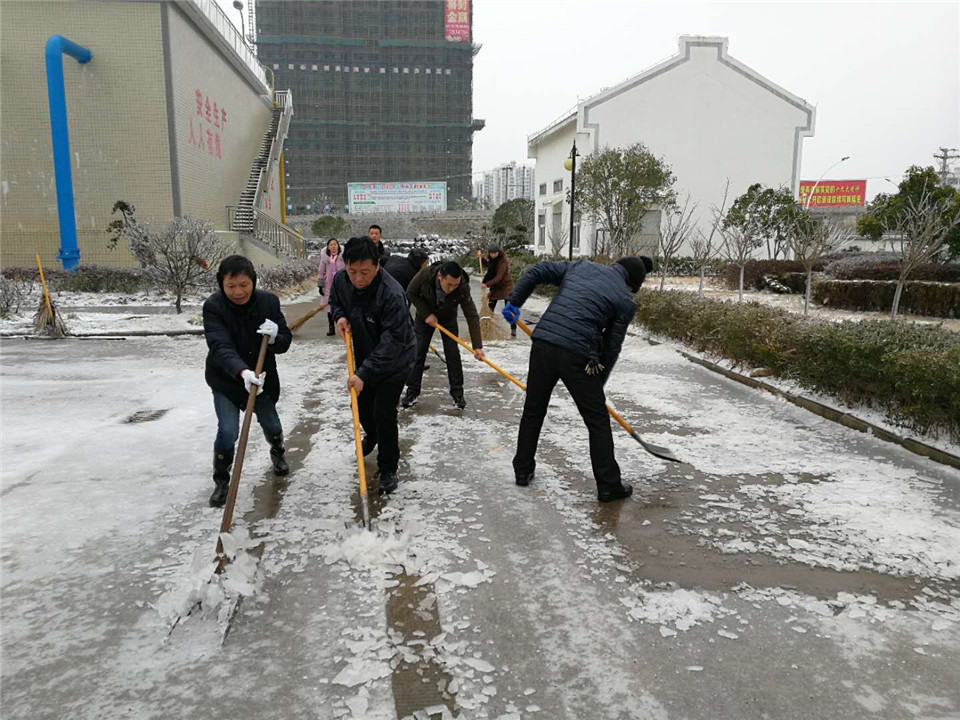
[{"x1": 256, "y1": 0, "x2": 483, "y2": 211}]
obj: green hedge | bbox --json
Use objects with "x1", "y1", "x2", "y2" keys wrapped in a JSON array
[
  {"x1": 719, "y1": 259, "x2": 829, "y2": 291},
  {"x1": 2, "y1": 264, "x2": 148, "y2": 293},
  {"x1": 633, "y1": 289, "x2": 960, "y2": 442},
  {"x1": 813, "y1": 280, "x2": 960, "y2": 318}
]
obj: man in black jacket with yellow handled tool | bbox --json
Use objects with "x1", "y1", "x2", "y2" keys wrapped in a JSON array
[
  {"x1": 502, "y1": 256, "x2": 649, "y2": 503},
  {"x1": 203, "y1": 255, "x2": 293, "y2": 507},
  {"x1": 329, "y1": 237, "x2": 416, "y2": 494},
  {"x1": 403, "y1": 260, "x2": 485, "y2": 410}
]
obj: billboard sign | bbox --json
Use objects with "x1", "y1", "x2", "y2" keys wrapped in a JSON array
[
  {"x1": 347, "y1": 182, "x2": 448, "y2": 214},
  {"x1": 444, "y1": 0, "x2": 470, "y2": 42},
  {"x1": 798, "y1": 180, "x2": 867, "y2": 208}
]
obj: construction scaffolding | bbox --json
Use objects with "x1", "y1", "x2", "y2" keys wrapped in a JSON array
[{"x1": 256, "y1": 0, "x2": 482, "y2": 210}]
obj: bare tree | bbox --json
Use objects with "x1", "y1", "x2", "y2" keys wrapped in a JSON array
[
  {"x1": 884, "y1": 189, "x2": 960, "y2": 320},
  {"x1": 548, "y1": 223, "x2": 568, "y2": 258},
  {"x1": 656, "y1": 196, "x2": 699, "y2": 290},
  {"x1": 688, "y1": 180, "x2": 731, "y2": 296},
  {"x1": 122, "y1": 216, "x2": 230, "y2": 313},
  {"x1": 789, "y1": 215, "x2": 853, "y2": 315},
  {"x1": 717, "y1": 198, "x2": 763, "y2": 302}
]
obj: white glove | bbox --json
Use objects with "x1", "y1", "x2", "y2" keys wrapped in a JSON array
[
  {"x1": 257, "y1": 319, "x2": 279, "y2": 345},
  {"x1": 241, "y1": 369, "x2": 264, "y2": 395}
]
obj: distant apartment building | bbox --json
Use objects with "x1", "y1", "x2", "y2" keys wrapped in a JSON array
[{"x1": 479, "y1": 161, "x2": 535, "y2": 209}]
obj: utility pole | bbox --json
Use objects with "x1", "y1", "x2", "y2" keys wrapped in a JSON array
[{"x1": 933, "y1": 147, "x2": 959, "y2": 184}]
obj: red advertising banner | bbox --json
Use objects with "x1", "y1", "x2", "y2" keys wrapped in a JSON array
[
  {"x1": 444, "y1": 0, "x2": 470, "y2": 42},
  {"x1": 798, "y1": 180, "x2": 866, "y2": 207}
]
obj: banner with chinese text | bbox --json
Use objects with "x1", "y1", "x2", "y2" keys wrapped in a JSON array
[
  {"x1": 798, "y1": 180, "x2": 867, "y2": 207},
  {"x1": 347, "y1": 182, "x2": 448, "y2": 214},
  {"x1": 444, "y1": 0, "x2": 470, "y2": 42}
]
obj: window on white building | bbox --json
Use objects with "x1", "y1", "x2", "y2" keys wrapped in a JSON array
[
  {"x1": 537, "y1": 213, "x2": 546, "y2": 247},
  {"x1": 573, "y1": 212, "x2": 581, "y2": 251},
  {"x1": 539, "y1": 183, "x2": 547, "y2": 196},
  {"x1": 553, "y1": 179, "x2": 563, "y2": 193}
]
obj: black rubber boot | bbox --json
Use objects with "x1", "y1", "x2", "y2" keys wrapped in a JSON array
[
  {"x1": 401, "y1": 390, "x2": 419, "y2": 409},
  {"x1": 452, "y1": 392, "x2": 467, "y2": 410},
  {"x1": 209, "y1": 448, "x2": 234, "y2": 507},
  {"x1": 326, "y1": 313, "x2": 335, "y2": 336},
  {"x1": 267, "y1": 433, "x2": 289, "y2": 476},
  {"x1": 515, "y1": 470, "x2": 534, "y2": 487}
]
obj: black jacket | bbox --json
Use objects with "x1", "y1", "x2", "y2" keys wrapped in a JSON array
[
  {"x1": 203, "y1": 289, "x2": 292, "y2": 408},
  {"x1": 508, "y1": 260, "x2": 635, "y2": 370},
  {"x1": 383, "y1": 253, "x2": 420, "y2": 290},
  {"x1": 407, "y1": 261, "x2": 483, "y2": 348},
  {"x1": 329, "y1": 267, "x2": 415, "y2": 384}
]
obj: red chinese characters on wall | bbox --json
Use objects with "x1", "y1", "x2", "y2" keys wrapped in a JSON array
[{"x1": 188, "y1": 89, "x2": 227, "y2": 159}]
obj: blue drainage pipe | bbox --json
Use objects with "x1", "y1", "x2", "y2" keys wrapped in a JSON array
[{"x1": 45, "y1": 35, "x2": 92, "y2": 271}]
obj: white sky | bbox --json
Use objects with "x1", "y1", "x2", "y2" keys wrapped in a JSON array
[{"x1": 222, "y1": 0, "x2": 960, "y2": 201}]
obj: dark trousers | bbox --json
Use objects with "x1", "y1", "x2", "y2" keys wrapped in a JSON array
[
  {"x1": 513, "y1": 340, "x2": 622, "y2": 492},
  {"x1": 407, "y1": 318, "x2": 463, "y2": 397},
  {"x1": 487, "y1": 298, "x2": 516, "y2": 332},
  {"x1": 212, "y1": 391, "x2": 283, "y2": 454},
  {"x1": 357, "y1": 373, "x2": 406, "y2": 473}
]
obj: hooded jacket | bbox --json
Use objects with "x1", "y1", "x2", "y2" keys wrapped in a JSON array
[
  {"x1": 407, "y1": 261, "x2": 483, "y2": 349},
  {"x1": 507, "y1": 260, "x2": 635, "y2": 371},
  {"x1": 203, "y1": 282, "x2": 292, "y2": 408}
]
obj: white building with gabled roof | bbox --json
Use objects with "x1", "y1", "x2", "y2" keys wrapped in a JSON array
[{"x1": 527, "y1": 35, "x2": 816, "y2": 258}]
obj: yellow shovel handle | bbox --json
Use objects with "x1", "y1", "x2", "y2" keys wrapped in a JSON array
[
  {"x1": 434, "y1": 322, "x2": 526, "y2": 391},
  {"x1": 344, "y1": 330, "x2": 369, "y2": 502}
]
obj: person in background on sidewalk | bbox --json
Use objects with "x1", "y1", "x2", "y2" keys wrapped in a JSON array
[
  {"x1": 317, "y1": 237, "x2": 344, "y2": 336},
  {"x1": 501, "y1": 256, "x2": 649, "y2": 503},
  {"x1": 481, "y1": 244, "x2": 516, "y2": 337},
  {"x1": 367, "y1": 224, "x2": 390, "y2": 261},
  {"x1": 403, "y1": 260, "x2": 485, "y2": 410},
  {"x1": 203, "y1": 255, "x2": 293, "y2": 507},
  {"x1": 384, "y1": 248, "x2": 430, "y2": 292},
  {"x1": 329, "y1": 237, "x2": 416, "y2": 494}
]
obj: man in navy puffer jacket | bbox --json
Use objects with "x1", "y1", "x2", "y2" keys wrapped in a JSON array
[{"x1": 502, "y1": 257, "x2": 649, "y2": 502}]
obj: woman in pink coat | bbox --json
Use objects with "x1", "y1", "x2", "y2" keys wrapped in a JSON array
[{"x1": 317, "y1": 238, "x2": 344, "y2": 336}]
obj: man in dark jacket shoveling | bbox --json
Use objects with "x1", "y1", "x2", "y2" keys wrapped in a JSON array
[
  {"x1": 502, "y1": 257, "x2": 648, "y2": 502},
  {"x1": 330, "y1": 237, "x2": 416, "y2": 494},
  {"x1": 203, "y1": 255, "x2": 293, "y2": 507},
  {"x1": 403, "y1": 260, "x2": 485, "y2": 410}
]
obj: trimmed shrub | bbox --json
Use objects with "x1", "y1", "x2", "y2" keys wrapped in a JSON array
[
  {"x1": 719, "y1": 259, "x2": 829, "y2": 291},
  {"x1": 652, "y1": 256, "x2": 726, "y2": 277},
  {"x1": 1, "y1": 264, "x2": 147, "y2": 293},
  {"x1": 257, "y1": 258, "x2": 321, "y2": 291},
  {"x1": 824, "y1": 253, "x2": 960, "y2": 282},
  {"x1": 813, "y1": 280, "x2": 960, "y2": 318},
  {"x1": 633, "y1": 289, "x2": 960, "y2": 441}
]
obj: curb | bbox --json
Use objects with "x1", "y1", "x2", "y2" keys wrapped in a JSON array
[
  {"x1": 0, "y1": 329, "x2": 204, "y2": 339},
  {"x1": 673, "y1": 347, "x2": 960, "y2": 472}
]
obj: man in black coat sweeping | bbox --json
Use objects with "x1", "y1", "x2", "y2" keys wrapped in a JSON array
[
  {"x1": 330, "y1": 237, "x2": 416, "y2": 494},
  {"x1": 203, "y1": 255, "x2": 293, "y2": 507},
  {"x1": 502, "y1": 256, "x2": 649, "y2": 502},
  {"x1": 384, "y1": 248, "x2": 430, "y2": 291}
]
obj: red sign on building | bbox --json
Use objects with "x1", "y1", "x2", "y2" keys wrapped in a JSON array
[
  {"x1": 798, "y1": 180, "x2": 866, "y2": 208},
  {"x1": 188, "y1": 88, "x2": 227, "y2": 160},
  {"x1": 444, "y1": 0, "x2": 470, "y2": 42}
]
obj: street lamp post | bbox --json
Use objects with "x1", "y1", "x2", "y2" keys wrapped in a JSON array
[
  {"x1": 563, "y1": 139, "x2": 579, "y2": 261},
  {"x1": 804, "y1": 155, "x2": 850, "y2": 210},
  {"x1": 232, "y1": 1, "x2": 246, "y2": 46}
]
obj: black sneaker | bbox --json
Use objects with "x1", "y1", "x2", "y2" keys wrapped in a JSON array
[
  {"x1": 452, "y1": 393, "x2": 467, "y2": 410},
  {"x1": 401, "y1": 391, "x2": 419, "y2": 409},
  {"x1": 515, "y1": 471, "x2": 534, "y2": 487},
  {"x1": 361, "y1": 435, "x2": 377, "y2": 456},
  {"x1": 598, "y1": 483, "x2": 633, "y2": 503},
  {"x1": 379, "y1": 471, "x2": 399, "y2": 495}
]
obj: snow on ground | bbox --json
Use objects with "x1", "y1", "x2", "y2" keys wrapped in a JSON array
[{"x1": 2, "y1": 304, "x2": 959, "y2": 718}]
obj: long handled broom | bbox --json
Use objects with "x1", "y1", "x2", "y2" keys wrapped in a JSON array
[
  {"x1": 288, "y1": 301, "x2": 327, "y2": 333},
  {"x1": 344, "y1": 329, "x2": 372, "y2": 531},
  {"x1": 515, "y1": 320, "x2": 680, "y2": 463},
  {"x1": 34, "y1": 254, "x2": 67, "y2": 337}
]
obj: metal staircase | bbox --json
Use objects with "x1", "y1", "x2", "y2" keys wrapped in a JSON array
[{"x1": 228, "y1": 90, "x2": 302, "y2": 257}]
